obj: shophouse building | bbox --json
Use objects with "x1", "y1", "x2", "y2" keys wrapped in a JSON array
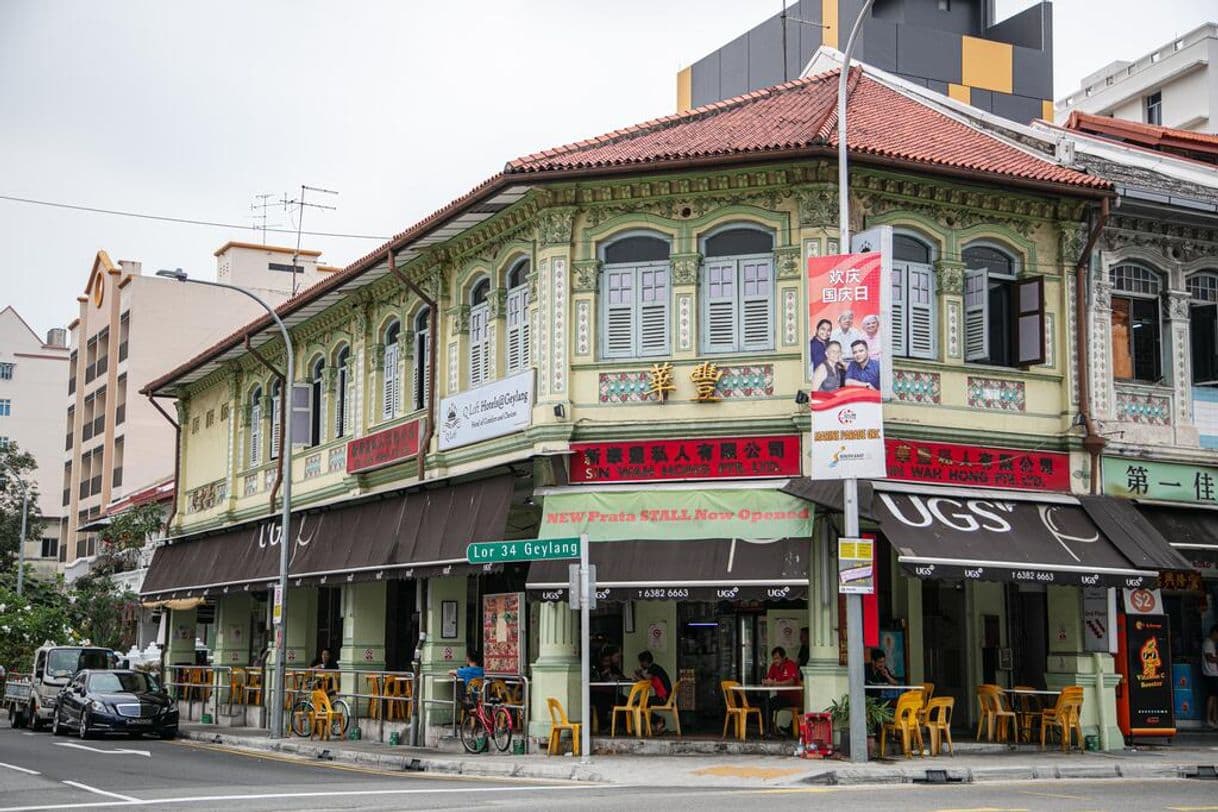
[{"x1": 143, "y1": 65, "x2": 1191, "y2": 749}]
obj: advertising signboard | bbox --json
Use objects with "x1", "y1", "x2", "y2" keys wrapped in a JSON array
[
  {"x1": 569, "y1": 435, "x2": 801, "y2": 484},
  {"x1": 838, "y1": 536, "x2": 875, "y2": 595},
  {"x1": 1116, "y1": 613, "x2": 1176, "y2": 737},
  {"x1": 346, "y1": 418, "x2": 423, "y2": 474},
  {"x1": 438, "y1": 369, "x2": 534, "y2": 451},
  {"x1": 885, "y1": 439, "x2": 1070, "y2": 492},
  {"x1": 806, "y1": 251, "x2": 889, "y2": 479},
  {"x1": 482, "y1": 593, "x2": 525, "y2": 675}
]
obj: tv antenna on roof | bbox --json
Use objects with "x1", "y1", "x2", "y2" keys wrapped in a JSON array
[
  {"x1": 281, "y1": 185, "x2": 338, "y2": 295},
  {"x1": 250, "y1": 193, "x2": 283, "y2": 245}
]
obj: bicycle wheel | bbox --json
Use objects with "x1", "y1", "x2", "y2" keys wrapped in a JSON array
[
  {"x1": 491, "y1": 706, "x2": 513, "y2": 752},
  {"x1": 459, "y1": 713, "x2": 486, "y2": 753},
  {"x1": 290, "y1": 701, "x2": 313, "y2": 737},
  {"x1": 330, "y1": 699, "x2": 351, "y2": 739}
]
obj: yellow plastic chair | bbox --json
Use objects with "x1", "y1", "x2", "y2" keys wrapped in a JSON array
[
  {"x1": 922, "y1": 696, "x2": 955, "y2": 756},
  {"x1": 242, "y1": 669, "x2": 263, "y2": 707},
  {"x1": 546, "y1": 697, "x2": 582, "y2": 756},
  {"x1": 366, "y1": 674, "x2": 383, "y2": 720},
  {"x1": 648, "y1": 679, "x2": 681, "y2": 736},
  {"x1": 1040, "y1": 686, "x2": 1085, "y2": 751},
  {"x1": 720, "y1": 680, "x2": 763, "y2": 740},
  {"x1": 308, "y1": 689, "x2": 339, "y2": 740},
  {"x1": 611, "y1": 681, "x2": 651, "y2": 737},
  {"x1": 228, "y1": 667, "x2": 247, "y2": 713},
  {"x1": 984, "y1": 685, "x2": 1018, "y2": 743},
  {"x1": 880, "y1": 690, "x2": 926, "y2": 759},
  {"x1": 1012, "y1": 685, "x2": 1043, "y2": 743}
]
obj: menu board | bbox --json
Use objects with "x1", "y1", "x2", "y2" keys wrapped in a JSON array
[{"x1": 482, "y1": 593, "x2": 524, "y2": 675}]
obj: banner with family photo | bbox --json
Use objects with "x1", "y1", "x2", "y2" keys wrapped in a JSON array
[{"x1": 806, "y1": 244, "x2": 890, "y2": 479}]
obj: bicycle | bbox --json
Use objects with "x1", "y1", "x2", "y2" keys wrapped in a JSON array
[
  {"x1": 459, "y1": 684, "x2": 512, "y2": 754},
  {"x1": 287, "y1": 676, "x2": 351, "y2": 739}
]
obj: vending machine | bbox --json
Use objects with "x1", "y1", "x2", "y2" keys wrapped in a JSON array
[{"x1": 1115, "y1": 588, "x2": 1176, "y2": 741}]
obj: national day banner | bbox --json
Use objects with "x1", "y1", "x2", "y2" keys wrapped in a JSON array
[{"x1": 807, "y1": 251, "x2": 889, "y2": 479}]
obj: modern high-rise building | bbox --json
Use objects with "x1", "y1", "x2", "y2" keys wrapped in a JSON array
[
  {"x1": 1056, "y1": 22, "x2": 1218, "y2": 133},
  {"x1": 0, "y1": 306, "x2": 69, "y2": 575},
  {"x1": 60, "y1": 242, "x2": 335, "y2": 578},
  {"x1": 678, "y1": 0, "x2": 1053, "y2": 123}
]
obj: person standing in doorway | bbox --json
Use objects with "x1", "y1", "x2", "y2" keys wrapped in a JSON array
[{"x1": 1203, "y1": 624, "x2": 1218, "y2": 730}]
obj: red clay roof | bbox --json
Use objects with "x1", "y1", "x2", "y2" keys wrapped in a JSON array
[
  {"x1": 1063, "y1": 111, "x2": 1218, "y2": 165},
  {"x1": 509, "y1": 68, "x2": 1108, "y2": 190}
]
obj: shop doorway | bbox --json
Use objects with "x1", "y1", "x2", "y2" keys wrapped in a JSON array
[
  {"x1": 384, "y1": 581, "x2": 419, "y2": 672},
  {"x1": 316, "y1": 587, "x2": 342, "y2": 663},
  {"x1": 1008, "y1": 585, "x2": 1048, "y2": 689},
  {"x1": 922, "y1": 582, "x2": 967, "y2": 721}
]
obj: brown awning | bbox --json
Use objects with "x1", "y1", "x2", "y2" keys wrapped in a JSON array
[
  {"x1": 141, "y1": 475, "x2": 514, "y2": 599},
  {"x1": 526, "y1": 537, "x2": 810, "y2": 602},
  {"x1": 780, "y1": 478, "x2": 874, "y2": 520},
  {"x1": 1077, "y1": 496, "x2": 1195, "y2": 571}
]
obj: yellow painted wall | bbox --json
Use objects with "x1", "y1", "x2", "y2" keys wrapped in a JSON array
[
  {"x1": 948, "y1": 83, "x2": 971, "y2": 103},
  {"x1": 822, "y1": 0, "x2": 838, "y2": 49},
  {"x1": 961, "y1": 35, "x2": 1013, "y2": 94},
  {"x1": 676, "y1": 66, "x2": 692, "y2": 112}
]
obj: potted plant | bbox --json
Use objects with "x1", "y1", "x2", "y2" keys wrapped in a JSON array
[{"x1": 826, "y1": 693, "x2": 893, "y2": 758}]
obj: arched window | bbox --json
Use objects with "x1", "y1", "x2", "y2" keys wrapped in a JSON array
[
  {"x1": 382, "y1": 320, "x2": 401, "y2": 420},
  {"x1": 890, "y1": 231, "x2": 936, "y2": 359},
  {"x1": 600, "y1": 232, "x2": 671, "y2": 358},
  {"x1": 335, "y1": 346, "x2": 352, "y2": 438},
  {"x1": 1110, "y1": 264, "x2": 1163, "y2": 382},
  {"x1": 700, "y1": 226, "x2": 775, "y2": 354},
  {"x1": 505, "y1": 260, "x2": 530, "y2": 374},
  {"x1": 413, "y1": 307, "x2": 431, "y2": 411},
  {"x1": 962, "y1": 241, "x2": 1036, "y2": 367},
  {"x1": 1188, "y1": 271, "x2": 1218, "y2": 384},
  {"x1": 248, "y1": 385, "x2": 263, "y2": 467},
  {"x1": 469, "y1": 279, "x2": 491, "y2": 387},
  {"x1": 309, "y1": 356, "x2": 325, "y2": 446},
  {"x1": 269, "y1": 379, "x2": 282, "y2": 460}
]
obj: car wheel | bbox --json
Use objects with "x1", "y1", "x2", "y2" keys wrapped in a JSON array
[
  {"x1": 78, "y1": 712, "x2": 91, "y2": 740},
  {"x1": 159, "y1": 727, "x2": 177, "y2": 740},
  {"x1": 51, "y1": 708, "x2": 64, "y2": 736},
  {"x1": 29, "y1": 703, "x2": 45, "y2": 732},
  {"x1": 9, "y1": 708, "x2": 26, "y2": 729}
]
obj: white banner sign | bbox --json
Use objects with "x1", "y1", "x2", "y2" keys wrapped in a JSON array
[
  {"x1": 438, "y1": 369, "x2": 535, "y2": 450},
  {"x1": 1082, "y1": 586, "x2": 1115, "y2": 653}
]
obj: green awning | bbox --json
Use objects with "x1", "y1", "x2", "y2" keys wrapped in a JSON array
[{"x1": 538, "y1": 488, "x2": 814, "y2": 542}]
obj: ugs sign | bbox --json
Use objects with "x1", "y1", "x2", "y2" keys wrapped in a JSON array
[{"x1": 254, "y1": 514, "x2": 318, "y2": 562}]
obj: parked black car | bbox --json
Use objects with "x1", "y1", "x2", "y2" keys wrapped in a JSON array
[{"x1": 51, "y1": 669, "x2": 178, "y2": 739}]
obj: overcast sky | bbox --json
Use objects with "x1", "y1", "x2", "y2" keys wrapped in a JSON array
[{"x1": 2, "y1": 0, "x2": 1214, "y2": 340}]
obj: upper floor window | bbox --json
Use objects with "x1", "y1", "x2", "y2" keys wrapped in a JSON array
[
  {"x1": 248, "y1": 385, "x2": 263, "y2": 467},
  {"x1": 308, "y1": 357, "x2": 325, "y2": 446},
  {"x1": 270, "y1": 379, "x2": 282, "y2": 460},
  {"x1": 505, "y1": 260, "x2": 530, "y2": 374},
  {"x1": 601, "y1": 233, "x2": 670, "y2": 359},
  {"x1": 1188, "y1": 271, "x2": 1218, "y2": 385},
  {"x1": 0, "y1": 399, "x2": 10, "y2": 417},
  {"x1": 1145, "y1": 91, "x2": 1163, "y2": 126},
  {"x1": 0, "y1": 363, "x2": 13, "y2": 380},
  {"x1": 700, "y1": 226, "x2": 774, "y2": 354},
  {"x1": 469, "y1": 279, "x2": 491, "y2": 388},
  {"x1": 889, "y1": 233, "x2": 936, "y2": 360},
  {"x1": 382, "y1": 320, "x2": 401, "y2": 420},
  {"x1": 1111, "y1": 264, "x2": 1163, "y2": 383},
  {"x1": 413, "y1": 308, "x2": 430, "y2": 411},
  {"x1": 962, "y1": 242, "x2": 1045, "y2": 367},
  {"x1": 334, "y1": 346, "x2": 352, "y2": 439}
]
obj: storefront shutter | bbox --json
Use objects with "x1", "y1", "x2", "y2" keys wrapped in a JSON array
[
  {"x1": 638, "y1": 264, "x2": 670, "y2": 356},
  {"x1": 603, "y1": 267, "x2": 635, "y2": 358},
  {"x1": 891, "y1": 264, "x2": 908, "y2": 357},
  {"x1": 964, "y1": 268, "x2": 989, "y2": 361},
  {"x1": 505, "y1": 285, "x2": 529, "y2": 373},
  {"x1": 908, "y1": 264, "x2": 936, "y2": 359},
  {"x1": 740, "y1": 257, "x2": 773, "y2": 351},
  {"x1": 703, "y1": 260, "x2": 737, "y2": 352}
]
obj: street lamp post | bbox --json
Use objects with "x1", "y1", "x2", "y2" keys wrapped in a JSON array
[{"x1": 156, "y1": 268, "x2": 294, "y2": 739}]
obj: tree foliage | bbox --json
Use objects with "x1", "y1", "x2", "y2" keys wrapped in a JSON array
[
  {"x1": 0, "y1": 443, "x2": 43, "y2": 564},
  {"x1": 95, "y1": 502, "x2": 164, "y2": 576}
]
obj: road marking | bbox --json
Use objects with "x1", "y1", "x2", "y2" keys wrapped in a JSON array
[
  {"x1": 0, "y1": 783, "x2": 586, "y2": 811},
  {"x1": 0, "y1": 762, "x2": 40, "y2": 775},
  {"x1": 20, "y1": 733, "x2": 35, "y2": 737},
  {"x1": 60, "y1": 782, "x2": 138, "y2": 802},
  {"x1": 692, "y1": 765, "x2": 805, "y2": 779},
  {"x1": 1018, "y1": 790, "x2": 1088, "y2": 800},
  {"x1": 1168, "y1": 807, "x2": 1218, "y2": 811},
  {"x1": 934, "y1": 808, "x2": 1028, "y2": 812},
  {"x1": 54, "y1": 742, "x2": 150, "y2": 757}
]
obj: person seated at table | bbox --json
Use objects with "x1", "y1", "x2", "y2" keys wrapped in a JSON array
[
  {"x1": 760, "y1": 646, "x2": 802, "y2": 737},
  {"x1": 450, "y1": 651, "x2": 484, "y2": 709},
  {"x1": 309, "y1": 648, "x2": 338, "y2": 670},
  {"x1": 633, "y1": 650, "x2": 672, "y2": 734},
  {"x1": 591, "y1": 646, "x2": 627, "y2": 729},
  {"x1": 866, "y1": 647, "x2": 900, "y2": 704}
]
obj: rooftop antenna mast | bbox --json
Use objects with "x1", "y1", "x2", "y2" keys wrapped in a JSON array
[
  {"x1": 282, "y1": 184, "x2": 338, "y2": 295},
  {"x1": 250, "y1": 193, "x2": 282, "y2": 245}
]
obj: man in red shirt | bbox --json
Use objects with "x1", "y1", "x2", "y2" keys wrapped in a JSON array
[{"x1": 760, "y1": 646, "x2": 801, "y2": 737}]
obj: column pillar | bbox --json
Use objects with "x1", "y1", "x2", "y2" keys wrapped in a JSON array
[
  {"x1": 419, "y1": 576, "x2": 469, "y2": 728},
  {"x1": 340, "y1": 581, "x2": 387, "y2": 704},
  {"x1": 935, "y1": 259, "x2": 966, "y2": 364},
  {"x1": 268, "y1": 587, "x2": 315, "y2": 692},
  {"x1": 1044, "y1": 585, "x2": 1123, "y2": 749},
  {"x1": 1165, "y1": 289, "x2": 1198, "y2": 444},
  {"x1": 212, "y1": 594, "x2": 251, "y2": 706},
  {"x1": 528, "y1": 600, "x2": 580, "y2": 738}
]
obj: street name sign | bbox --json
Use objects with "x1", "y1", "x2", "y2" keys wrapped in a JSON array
[{"x1": 466, "y1": 536, "x2": 581, "y2": 564}]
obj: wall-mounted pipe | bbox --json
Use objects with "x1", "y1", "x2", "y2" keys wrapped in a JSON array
[
  {"x1": 1074, "y1": 197, "x2": 1112, "y2": 495},
  {"x1": 146, "y1": 394, "x2": 181, "y2": 530}
]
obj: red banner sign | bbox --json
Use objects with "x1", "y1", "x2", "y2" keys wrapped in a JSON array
[
  {"x1": 884, "y1": 439, "x2": 1070, "y2": 492},
  {"x1": 569, "y1": 435, "x2": 802, "y2": 484},
  {"x1": 346, "y1": 419, "x2": 423, "y2": 475}
]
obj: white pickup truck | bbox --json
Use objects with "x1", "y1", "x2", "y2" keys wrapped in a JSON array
[{"x1": 3, "y1": 644, "x2": 119, "y2": 730}]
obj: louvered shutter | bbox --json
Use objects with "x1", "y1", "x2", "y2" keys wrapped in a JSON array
[
  {"x1": 270, "y1": 389, "x2": 281, "y2": 459},
  {"x1": 505, "y1": 286, "x2": 529, "y2": 373},
  {"x1": 249, "y1": 401, "x2": 261, "y2": 467},
  {"x1": 703, "y1": 260, "x2": 737, "y2": 353},
  {"x1": 964, "y1": 268, "x2": 989, "y2": 362},
  {"x1": 740, "y1": 258, "x2": 773, "y2": 351},
  {"x1": 469, "y1": 304, "x2": 489, "y2": 387},
  {"x1": 638, "y1": 264, "x2": 670, "y2": 356},
  {"x1": 603, "y1": 267, "x2": 635, "y2": 358},
  {"x1": 382, "y1": 342, "x2": 399, "y2": 419},
  {"x1": 414, "y1": 330, "x2": 429, "y2": 411},
  {"x1": 342, "y1": 369, "x2": 354, "y2": 436},
  {"x1": 908, "y1": 264, "x2": 935, "y2": 359},
  {"x1": 890, "y1": 264, "x2": 908, "y2": 357}
]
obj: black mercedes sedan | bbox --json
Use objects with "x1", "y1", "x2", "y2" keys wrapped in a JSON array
[{"x1": 51, "y1": 669, "x2": 178, "y2": 739}]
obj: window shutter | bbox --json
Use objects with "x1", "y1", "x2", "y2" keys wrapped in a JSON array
[
  {"x1": 703, "y1": 260, "x2": 737, "y2": 353},
  {"x1": 334, "y1": 370, "x2": 346, "y2": 438},
  {"x1": 249, "y1": 402, "x2": 261, "y2": 467},
  {"x1": 506, "y1": 286, "x2": 529, "y2": 373},
  {"x1": 270, "y1": 392, "x2": 281, "y2": 459},
  {"x1": 638, "y1": 264, "x2": 670, "y2": 356},
  {"x1": 291, "y1": 383, "x2": 312, "y2": 447},
  {"x1": 603, "y1": 267, "x2": 636, "y2": 358},
  {"x1": 382, "y1": 342, "x2": 398, "y2": 419},
  {"x1": 964, "y1": 268, "x2": 989, "y2": 362},
  {"x1": 890, "y1": 264, "x2": 908, "y2": 357},
  {"x1": 414, "y1": 331, "x2": 429, "y2": 411},
  {"x1": 908, "y1": 264, "x2": 935, "y2": 359},
  {"x1": 343, "y1": 370, "x2": 354, "y2": 436},
  {"x1": 740, "y1": 258, "x2": 774, "y2": 351},
  {"x1": 1015, "y1": 275, "x2": 1046, "y2": 366},
  {"x1": 469, "y1": 304, "x2": 489, "y2": 387}
]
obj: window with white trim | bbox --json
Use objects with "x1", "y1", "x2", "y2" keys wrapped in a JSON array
[
  {"x1": 962, "y1": 243, "x2": 1045, "y2": 367},
  {"x1": 469, "y1": 279, "x2": 491, "y2": 387},
  {"x1": 382, "y1": 320, "x2": 401, "y2": 419},
  {"x1": 308, "y1": 357, "x2": 325, "y2": 447},
  {"x1": 889, "y1": 234, "x2": 936, "y2": 359},
  {"x1": 505, "y1": 260, "x2": 530, "y2": 374},
  {"x1": 413, "y1": 307, "x2": 430, "y2": 411},
  {"x1": 600, "y1": 234, "x2": 671, "y2": 359},
  {"x1": 700, "y1": 227, "x2": 775, "y2": 354},
  {"x1": 0, "y1": 363, "x2": 13, "y2": 380},
  {"x1": 270, "y1": 379, "x2": 282, "y2": 460},
  {"x1": 1188, "y1": 271, "x2": 1218, "y2": 385},
  {"x1": 248, "y1": 385, "x2": 263, "y2": 467},
  {"x1": 334, "y1": 346, "x2": 352, "y2": 438},
  {"x1": 1111, "y1": 264, "x2": 1163, "y2": 383}
]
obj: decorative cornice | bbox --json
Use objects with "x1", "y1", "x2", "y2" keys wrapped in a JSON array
[
  {"x1": 572, "y1": 259, "x2": 600, "y2": 293},
  {"x1": 1101, "y1": 214, "x2": 1218, "y2": 263},
  {"x1": 1164, "y1": 289, "x2": 1191, "y2": 321},
  {"x1": 794, "y1": 184, "x2": 838, "y2": 227},
  {"x1": 538, "y1": 206, "x2": 577, "y2": 246},
  {"x1": 449, "y1": 304, "x2": 471, "y2": 334},
  {"x1": 775, "y1": 245, "x2": 801, "y2": 279},
  {"x1": 934, "y1": 259, "x2": 966, "y2": 296},
  {"x1": 670, "y1": 252, "x2": 701, "y2": 286}
]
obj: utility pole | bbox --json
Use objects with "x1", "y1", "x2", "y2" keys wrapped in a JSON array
[{"x1": 281, "y1": 185, "x2": 338, "y2": 295}]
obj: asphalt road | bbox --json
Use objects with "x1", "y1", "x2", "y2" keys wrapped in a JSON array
[{"x1": 1, "y1": 723, "x2": 1217, "y2": 811}]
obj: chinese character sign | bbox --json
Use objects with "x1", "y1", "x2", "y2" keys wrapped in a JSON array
[{"x1": 807, "y1": 252, "x2": 889, "y2": 479}]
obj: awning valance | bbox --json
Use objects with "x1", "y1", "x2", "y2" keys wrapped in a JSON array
[{"x1": 141, "y1": 475, "x2": 514, "y2": 599}]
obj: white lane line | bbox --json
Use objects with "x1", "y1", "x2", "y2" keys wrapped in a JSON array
[
  {"x1": 60, "y1": 782, "x2": 139, "y2": 803},
  {"x1": 19, "y1": 733, "x2": 35, "y2": 737},
  {"x1": 0, "y1": 782, "x2": 587, "y2": 811},
  {"x1": 0, "y1": 761, "x2": 40, "y2": 775}
]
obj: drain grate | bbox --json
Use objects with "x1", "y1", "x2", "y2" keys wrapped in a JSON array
[
  {"x1": 404, "y1": 758, "x2": 425, "y2": 772},
  {"x1": 316, "y1": 749, "x2": 333, "y2": 761},
  {"x1": 912, "y1": 769, "x2": 964, "y2": 785},
  {"x1": 1190, "y1": 765, "x2": 1217, "y2": 780}
]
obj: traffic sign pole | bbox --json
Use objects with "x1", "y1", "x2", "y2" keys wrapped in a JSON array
[{"x1": 579, "y1": 532, "x2": 591, "y2": 764}]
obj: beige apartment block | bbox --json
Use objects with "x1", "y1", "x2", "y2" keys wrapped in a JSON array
[
  {"x1": 61, "y1": 244, "x2": 334, "y2": 577},
  {"x1": 0, "y1": 306, "x2": 69, "y2": 575}
]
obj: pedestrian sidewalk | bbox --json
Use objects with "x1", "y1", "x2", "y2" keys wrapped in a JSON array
[{"x1": 180, "y1": 725, "x2": 1218, "y2": 789}]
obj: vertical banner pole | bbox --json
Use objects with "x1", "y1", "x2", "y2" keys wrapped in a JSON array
[
  {"x1": 844, "y1": 480, "x2": 866, "y2": 762},
  {"x1": 579, "y1": 532, "x2": 591, "y2": 764}
]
